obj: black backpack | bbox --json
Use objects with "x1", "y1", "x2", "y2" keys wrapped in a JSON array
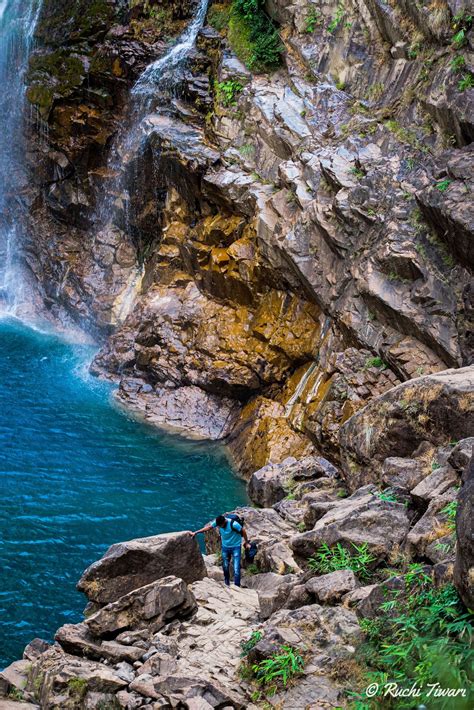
[{"x1": 226, "y1": 512, "x2": 245, "y2": 534}]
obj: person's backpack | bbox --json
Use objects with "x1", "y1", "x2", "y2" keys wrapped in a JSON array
[
  {"x1": 245, "y1": 541, "x2": 258, "y2": 563},
  {"x1": 226, "y1": 512, "x2": 245, "y2": 534}
]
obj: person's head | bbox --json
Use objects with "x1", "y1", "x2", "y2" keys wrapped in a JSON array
[{"x1": 215, "y1": 515, "x2": 226, "y2": 528}]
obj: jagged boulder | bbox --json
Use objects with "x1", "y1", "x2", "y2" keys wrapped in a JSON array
[
  {"x1": 248, "y1": 455, "x2": 338, "y2": 507},
  {"x1": 454, "y1": 454, "x2": 474, "y2": 609},
  {"x1": 78, "y1": 531, "x2": 206, "y2": 604},
  {"x1": 340, "y1": 367, "x2": 474, "y2": 490},
  {"x1": 84, "y1": 576, "x2": 196, "y2": 637},
  {"x1": 26, "y1": 646, "x2": 127, "y2": 709},
  {"x1": 291, "y1": 485, "x2": 410, "y2": 559},
  {"x1": 305, "y1": 570, "x2": 358, "y2": 605}
]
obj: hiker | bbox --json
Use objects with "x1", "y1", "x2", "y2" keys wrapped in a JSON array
[{"x1": 191, "y1": 514, "x2": 250, "y2": 587}]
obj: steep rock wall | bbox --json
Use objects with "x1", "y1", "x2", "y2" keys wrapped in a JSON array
[{"x1": 23, "y1": 0, "x2": 473, "y2": 474}]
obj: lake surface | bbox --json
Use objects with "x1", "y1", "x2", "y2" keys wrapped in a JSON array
[{"x1": 0, "y1": 317, "x2": 247, "y2": 667}]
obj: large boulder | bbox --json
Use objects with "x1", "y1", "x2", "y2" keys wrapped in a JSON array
[
  {"x1": 340, "y1": 367, "x2": 474, "y2": 490},
  {"x1": 291, "y1": 485, "x2": 410, "y2": 559},
  {"x1": 85, "y1": 576, "x2": 196, "y2": 637},
  {"x1": 78, "y1": 531, "x2": 206, "y2": 604},
  {"x1": 247, "y1": 455, "x2": 338, "y2": 507},
  {"x1": 305, "y1": 570, "x2": 358, "y2": 604},
  {"x1": 454, "y1": 455, "x2": 474, "y2": 608}
]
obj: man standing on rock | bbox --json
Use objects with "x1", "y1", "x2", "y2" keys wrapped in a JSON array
[{"x1": 191, "y1": 514, "x2": 250, "y2": 587}]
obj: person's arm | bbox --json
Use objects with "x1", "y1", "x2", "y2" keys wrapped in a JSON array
[
  {"x1": 242, "y1": 526, "x2": 250, "y2": 548},
  {"x1": 191, "y1": 523, "x2": 214, "y2": 537}
]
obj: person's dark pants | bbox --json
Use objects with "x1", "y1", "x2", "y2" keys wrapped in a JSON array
[{"x1": 221, "y1": 545, "x2": 242, "y2": 586}]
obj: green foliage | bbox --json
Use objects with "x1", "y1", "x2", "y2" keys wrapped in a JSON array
[
  {"x1": 8, "y1": 688, "x2": 24, "y2": 701},
  {"x1": 349, "y1": 572, "x2": 474, "y2": 709},
  {"x1": 230, "y1": 0, "x2": 283, "y2": 71},
  {"x1": 305, "y1": 7, "x2": 322, "y2": 33},
  {"x1": 68, "y1": 677, "x2": 88, "y2": 699},
  {"x1": 459, "y1": 73, "x2": 474, "y2": 91},
  {"x1": 217, "y1": 79, "x2": 243, "y2": 106},
  {"x1": 375, "y1": 489, "x2": 399, "y2": 504},
  {"x1": 240, "y1": 630, "x2": 263, "y2": 656},
  {"x1": 435, "y1": 178, "x2": 452, "y2": 192},
  {"x1": 364, "y1": 356, "x2": 387, "y2": 370},
  {"x1": 451, "y1": 12, "x2": 472, "y2": 48},
  {"x1": 207, "y1": 3, "x2": 231, "y2": 33},
  {"x1": 450, "y1": 54, "x2": 466, "y2": 72},
  {"x1": 441, "y1": 500, "x2": 458, "y2": 531},
  {"x1": 308, "y1": 542, "x2": 376, "y2": 582},
  {"x1": 245, "y1": 562, "x2": 259, "y2": 575},
  {"x1": 328, "y1": 2, "x2": 345, "y2": 34},
  {"x1": 252, "y1": 645, "x2": 305, "y2": 690}
]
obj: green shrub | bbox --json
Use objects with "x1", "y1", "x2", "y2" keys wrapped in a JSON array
[
  {"x1": 208, "y1": 3, "x2": 231, "y2": 32},
  {"x1": 240, "y1": 630, "x2": 263, "y2": 656},
  {"x1": 229, "y1": 0, "x2": 283, "y2": 71},
  {"x1": 450, "y1": 54, "x2": 466, "y2": 72},
  {"x1": 349, "y1": 572, "x2": 474, "y2": 709},
  {"x1": 459, "y1": 73, "x2": 474, "y2": 91},
  {"x1": 252, "y1": 645, "x2": 304, "y2": 691},
  {"x1": 308, "y1": 542, "x2": 377, "y2": 582},
  {"x1": 435, "y1": 178, "x2": 452, "y2": 192},
  {"x1": 305, "y1": 7, "x2": 322, "y2": 33},
  {"x1": 364, "y1": 356, "x2": 387, "y2": 370},
  {"x1": 441, "y1": 500, "x2": 458, "y2": 531},
  {"x1": 328, "y1": 2, "x2": 345, "y2": 34},
  {"x1": 216, "y1": 79, "x2": 243, "y2": 106}
]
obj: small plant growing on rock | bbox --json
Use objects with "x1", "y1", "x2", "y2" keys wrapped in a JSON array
[
  {"x1": 8, "y1": 688, "x2": 24, "y2": 701},
  {"x1": 435, "y1": 178, "x2": 452, "y2": 192},
  {"x1": 458, "y1": 73, "x2": 474, "y2": 91},
  {"x1": 240, "y1": 630, "x2": 263, "y2": 657},
  {"x1": 327, "y1": 2, "x2": 345, "y2": 34},
  {"x1": 451, "y1": 11, "x2": 472, "y2": 48},
  {"x1": 68, "y1": 677, "x2": 88, "y2": 700},
  {"x1": 305, "y1": 7, "x2": 322, "y2": 33},
  {"x1": 308, "y1": 542, "x2": 376, "y2": 581},
  {"x1": 441, "y1": 500, "x2": 458, "y2": 531},
  {"x1": 364, "y1": 355, "x2": 387, "y2": 370},
  {"x1": 217, "y1": 79, "x2": 243, "y2": 107},
  {"x1": 450, "y1": 54, "x2": 466, "y2": 72},
  {"x1": 252, "y1": 645, "x2": 305, "y2": 692},
  {"x1": 375, "y1": 489, "x2": 399, "y2": 504},
  {"x1": 245, "y1": 562, "x2": 259, "y2": 575}
]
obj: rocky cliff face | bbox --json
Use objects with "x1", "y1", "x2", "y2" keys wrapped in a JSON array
[{"x1": 20, "y1": 0, "x2": 474, "y2": 478}]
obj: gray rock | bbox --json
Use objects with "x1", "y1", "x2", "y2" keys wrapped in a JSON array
[
  {"x1": 448, "y1": 438, "x2": 474, "y2": 480},
  {"x1": 381, "y1": 456, "x2": 428, "y2": 490},
  {"x1": 291, "y1": 485, "x2": 410, "y2": 559},
  {"x1": 410, "y1": 464, "x2": 459, "y2": 500},
  {"x1": 85, "y1": 576, "x2": 196, "y2": 637},
  {"x1": 248, "y1": 455, "x2": 338, "y2": 507},
  {"x1": 78, "y1": 531, "x2": 206, "y2": 604},
  {"x1": 305, "y1": 570, "x2": 358, "y2": 604},
  {"x1": 55, "y1": 622, "x2": 143, "y2": 663}
]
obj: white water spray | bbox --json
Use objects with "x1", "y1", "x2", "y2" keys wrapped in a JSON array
[{"x1": 0, "y1": 0, "x2": 42, "y2": 314}]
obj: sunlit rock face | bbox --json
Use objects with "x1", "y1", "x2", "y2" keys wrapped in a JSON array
[{"x1": 23, "y1": 0, "x2": 474, "y2": 473}]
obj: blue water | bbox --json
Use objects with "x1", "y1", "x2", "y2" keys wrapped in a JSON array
[{"x1": 0, "y1": 318, "x2": 246, "y2": 667}]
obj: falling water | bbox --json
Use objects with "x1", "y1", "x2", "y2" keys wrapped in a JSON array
[
  {"x1": 93, "y1": 0, "x2": 209, "y2": 324},
  {"x1": 133, "y1": 0, "x2": 210, "y2": 97},
  {"x1": 0, "y1": 0, "x2": 42, "y2": 313}
]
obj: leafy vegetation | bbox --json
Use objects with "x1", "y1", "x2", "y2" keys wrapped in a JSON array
[
  {"x1": 328, "y1": 2, "x2": 345, "y2": 34},
  {"x1": 450, "y1": 54, "x2": 466, "y2": 72},
  {"x1": 364, "y1": 356, "x2": 386, "y2": 370},
  {"x1": 441, "y1": 500, "x2": 458, "y2": 531},
  {"x1": 252, "y1": 645, "x2": 305, "y2": 692},
  {"x1": 458, "y1": 73, "x2": 474, "y2": 91},
  {"x1": 451, "y1": 11, "x2": 472, "y2": 48},
  {"x1": 305, "y1": 7, "x2": 322, "y2": 33},
  {"x1": 308, "y1": 542, "x2": 376, "y2": 582},
  {"x1": 240, "y1": 630, "x2": 263, "y2": 657},
  {"x1": 216, "y1": 79, "x2": 243, "y2": 106},
  {"x1": 348, "y1": 569, "x2": 474, "y2": 709},
  {"x1": 375, "y1": 489, "x2": 399, "y2": 504},
  {"x1": 229, "y1": 0, "x2": 283, "y2": 71},
  {"x1": 435, "y1": 178, "x2": 452, "y2": 192}
]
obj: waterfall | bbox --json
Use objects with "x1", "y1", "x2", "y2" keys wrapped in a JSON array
[
  {"x1": 0, "y1": 0, "x2": 42, "y2": 313},
  {"x1": 94, "y1": 0, "x2": 209, "y2": 325},
  {"x1": 133, "y1": 0, "x2": 210, "y2": 97}
]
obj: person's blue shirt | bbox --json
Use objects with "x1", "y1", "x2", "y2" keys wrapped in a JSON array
[{"x1": 211, "y1": 518, "x2": 242, "y2": 548}]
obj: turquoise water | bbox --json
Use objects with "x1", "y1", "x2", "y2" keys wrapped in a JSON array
[{"x1": 0, "y1": 318, "x2": 246, "y2": 667}]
